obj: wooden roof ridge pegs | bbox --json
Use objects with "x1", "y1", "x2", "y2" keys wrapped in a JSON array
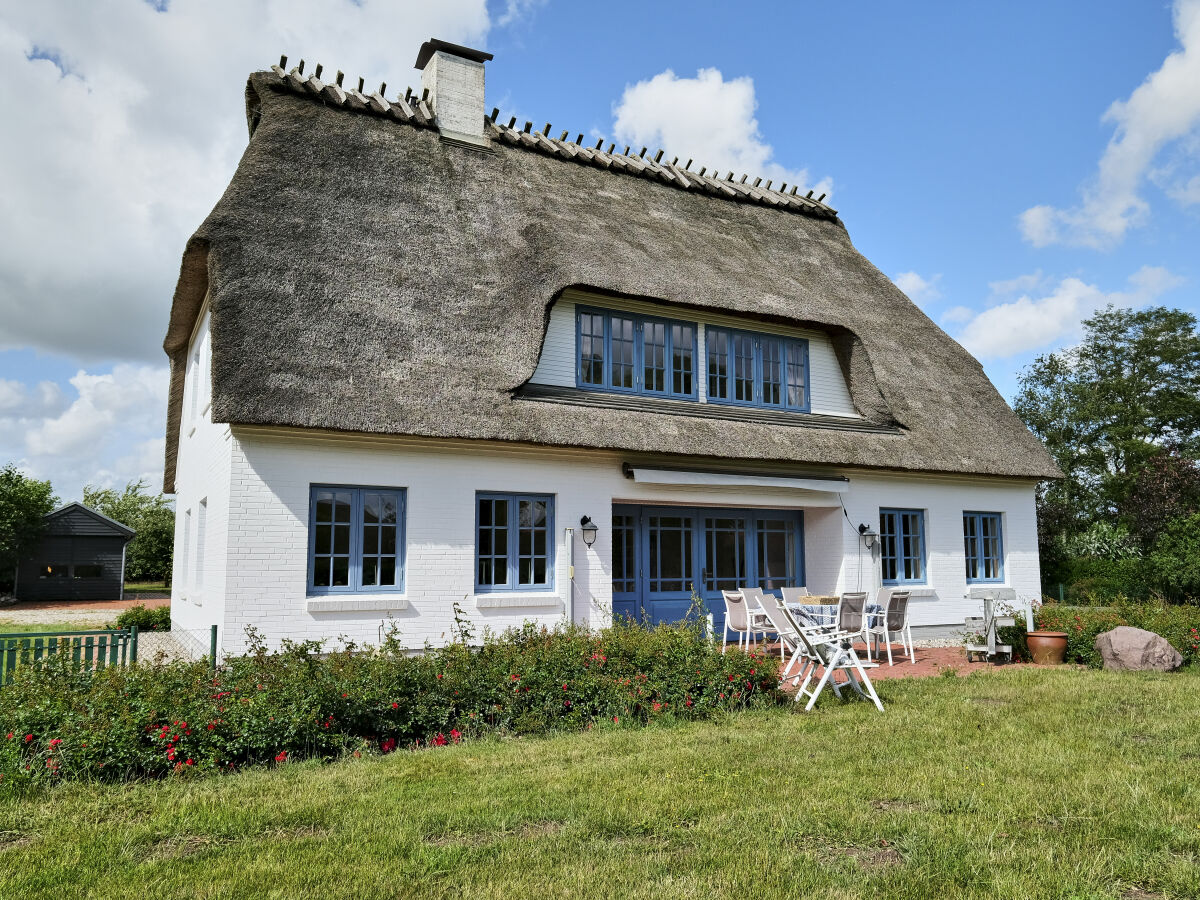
[
  {"x1": 356, "y1": 76, "x2": 364, "y2": 92},
  {"x1": 765, "y1": 180, "x2": 772, "y2": 190},
  {"x1": 639, "y1": 147, "x2": 648, "y2": 158},
  {"x1": 623, "y1": 146, "x2": 630, "y2": 155},
  {"x1": 806, "y1": 189, "x2": 814, "y2": 198},
  {"x1": 559, "y1": 130, "x2": 569, "y2": 141},
  {"x1": 405, "y1": 87, "x2": 412, "y2": 102},
  {"x1": 422, "y1": 87, "x2": 430, "y2": 101},
  {"x1": 653, "y1": 149, "x2": 664, "y2": 162},
  {"x1": 576, "y1": 133, "x2": 584, "y2": 144},
  {"x1": 542, "y1": 122, "x2": 551, "y2": 135},
  {"x1": 698, "y1": 166, "x2": 706, "y2": 176},
  {"x1": 753, "y1": 177, "x2": 762, "y2": 187},
  {"x1": 507, "y1": 116, "x2": 517, "y2": 128},
  {"x1": 740, "y1": 174, "x2": 749, "y2": 183},
  {"x1": 297, "y1": 59, "x2": 305, "y2": 74},
  {"x1": 335, "y1": 71, "x2": 345, "y2": 87},
  {"x1": 490, "y1": 107, "x2": 500, "y2": 122},
  {"x1": 684, "y1": 159, "x2": 692, "y2": 169},
  {"x1": 594, "y1": 138, "x2": 604, "y2": 149},
  {"x1": 279, "y1": 54, "x2": 288, "y2": 69},
  {"x1": 726, "y1": 172, "x2": 734, "y2": 180},
  {"x1": 607, "y1": 143, "x2": 615, "y2": 153},
  {"x1": 790, "y1": 186, "x2": 799, "y2": 195},
  {"x1": 379, "y1": 82, "x2": 387, "y2": 95},
  {"x1": 817, "y1": 193, "x2": 826, "y2": 202},
  {"x1": 523, "y1": 121, "x2": 533, "y2": 133},
  {"x1": 314, "y1": 63, "x2": 323, "y2": 78}
]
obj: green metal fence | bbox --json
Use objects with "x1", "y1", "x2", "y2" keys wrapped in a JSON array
[{"x1": 0, "y1": 627, "x2": 139, "y2": 686}]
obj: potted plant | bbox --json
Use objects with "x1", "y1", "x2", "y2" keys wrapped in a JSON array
[{"x1": 1025, "y1": 599, "x2": 1067, "y2": 664}]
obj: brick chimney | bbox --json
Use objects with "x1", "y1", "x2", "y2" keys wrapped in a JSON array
[{"x1": 414, "y1": 38, "x2": 494, "y2": 148}]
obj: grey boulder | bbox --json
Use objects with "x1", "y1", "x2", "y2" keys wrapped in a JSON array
[{"x1": 1094, "y1": 626, "x2": 1182, "y2": 672}]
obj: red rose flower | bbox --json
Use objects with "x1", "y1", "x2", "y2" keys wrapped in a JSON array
[{"x1": 275, "y1": 750, "x2": 287, "y2": 762}]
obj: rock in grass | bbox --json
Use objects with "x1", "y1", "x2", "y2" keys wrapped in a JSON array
[{"x1": 1094, "y1": 626, "x2": 1182, "y2": 672}]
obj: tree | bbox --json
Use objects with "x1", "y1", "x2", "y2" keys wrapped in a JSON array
[
  {"x1": 83, "y1": 480, "x2": 174, "y2": 584},
  {"x1": 1015, "y1": 305, "x2": 1200, "y2": 525},
  {"x1": 0, "y1": 463, "x2": 57, "y2": 591},
  {"x1": 1146, "y1": 513, "x2": 1200, "y2": 601},
  {"x1": 1124, "y1": 449, "x2": 1200, "y2": 550}
]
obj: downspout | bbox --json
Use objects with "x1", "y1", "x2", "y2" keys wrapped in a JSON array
[
  {"x1": 564, "y1": 527, "x2": 575, "y2": 627},
  {"x1": 120, "y1": 543, "x2": 127, "y2": 602}
]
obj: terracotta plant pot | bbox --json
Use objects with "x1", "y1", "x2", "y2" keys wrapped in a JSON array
[{"x1": 1026, "y1": 631, "x2": 1067, "y2": 665}]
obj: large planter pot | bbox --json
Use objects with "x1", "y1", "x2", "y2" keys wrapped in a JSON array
[{"x1": 1026, "y1": 631, "x2": 1068, "y2": 665}]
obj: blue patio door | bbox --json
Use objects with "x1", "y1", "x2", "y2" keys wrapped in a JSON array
[{"x1": 610, "y1": 505, "x2": 804, "y2": 636}]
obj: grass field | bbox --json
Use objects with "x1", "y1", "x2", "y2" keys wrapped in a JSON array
[
  {"x1": 2, "y1": 667, "x2": 1198, "y2": 899},
  {"x1": 0, "y1": 622, "x2": 100, "y2": 634}
]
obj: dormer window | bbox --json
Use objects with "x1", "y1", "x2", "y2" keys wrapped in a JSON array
[
  {"x1": 706, "y1": 327, "x2": 810, "y2": 412},
  {"x1": 577, "y1": 307, "x2": 697, "y2": 400}
]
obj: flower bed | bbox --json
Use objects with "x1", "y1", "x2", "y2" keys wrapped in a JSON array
[
  {"x1": 0, "y1": 620, "x2": 783, "y2": 785},
  {"x1": 998, "y1": 600, "x2": 1200, "y2": 667}
]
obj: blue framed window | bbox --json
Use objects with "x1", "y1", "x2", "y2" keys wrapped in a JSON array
[
  {"x1": 576, "y1": 307, "x2": 697, "y2": 400},
  {"x1": 308, "y1": 486, "x2": 405, "y2": 594},
  {"x1": 964, "y1": 512, "x2": 1004, "y2": 583},
  {"x1": 706, "y1": 327, "x2": 810, "y2": 411},
  {"x1": 880, "y1": 508, "x2": 926, "y2": 585},
  {"x1": 476, "y1": 493, "x2": 555, "y2": 592}
]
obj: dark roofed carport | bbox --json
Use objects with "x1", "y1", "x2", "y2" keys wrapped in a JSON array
[{"x1": 14, "y1": 503, "x2": 136, "y2": 603}]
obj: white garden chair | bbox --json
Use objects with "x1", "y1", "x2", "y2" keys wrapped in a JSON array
[
  {"x1": 786, "y1": 620, "x2": 884, "y2": 712},
  {"x1": 721, "y1": 590, "x2": 766, "y2": 653},
  {"x1": 835, "y1": 591, "x2": 870, "y2": 645},
  {"x1": 865, "y1": 588, "x2": 914, "y2": 666},
  {"x1": 756, "y1": 592, "x2": 805, "y2": 666},
  {"x1": 738, "y1": 586, "x2": 775, "y2": 640}
]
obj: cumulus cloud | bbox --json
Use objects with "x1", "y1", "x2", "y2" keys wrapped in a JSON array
[
  {"x1": 954, "y1": 266, "x2": 1184, "y2": 360},
  {"x1": 0, "y1": 364, "x2": 170, "y2": 501},
  {"x1": 0, "y1": 1, "x2": 493, "y2": 363},
  {"x1": 611, "y1": 67, "x2": 832, "y2": 198},
  {"x1": 1018, "y1": 0, "x2": 1200, "y2": 248},
  {"x1": 891, "y1": 271, "x2": 942, "y2": 306}
]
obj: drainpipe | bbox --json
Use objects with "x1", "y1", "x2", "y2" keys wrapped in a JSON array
[{"x1": 564, "y1": 527, "x2": 575, "y2": 627}]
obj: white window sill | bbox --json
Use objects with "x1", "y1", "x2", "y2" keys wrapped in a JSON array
[
  {"x1": 475, "y1": 593, "x2": 562, "y2": 609},
  {"x1": 306, "y1": 595, "x2": 410, "y2": 613}
]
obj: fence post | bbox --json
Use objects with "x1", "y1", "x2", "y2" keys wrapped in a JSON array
[
  {"x1": 129, "y1": 626, "x2": 139, "y2": 665},
  {"x1": 209, "y1": 624, "x2": 218, "y2": 675},
  {"x1": 1058, "y1": 582, "x2": 1065, "y2": 604}
]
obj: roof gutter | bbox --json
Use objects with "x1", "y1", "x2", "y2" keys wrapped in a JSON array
[{"x1": 621, "y1": 462, "x2": 850, "y2": 493}]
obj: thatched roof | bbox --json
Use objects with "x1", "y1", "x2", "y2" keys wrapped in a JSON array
[{"x1": 162, "y1": 64, "x2": 1060, "y2": 492}]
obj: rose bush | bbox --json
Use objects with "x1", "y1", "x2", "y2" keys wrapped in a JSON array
[{"x1": 0, "y1": 619, "x2": 783, "y2": 786}]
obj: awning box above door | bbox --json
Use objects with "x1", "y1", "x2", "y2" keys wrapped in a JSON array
[{"x1": 622, "y1": 463, "x2": 848, "y2": 494}]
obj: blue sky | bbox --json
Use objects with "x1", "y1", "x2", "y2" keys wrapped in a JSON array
[{"x1": 1, "y1": 0, "x2": 1198, "y2": 500}]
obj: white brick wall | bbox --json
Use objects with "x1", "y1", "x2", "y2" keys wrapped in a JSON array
[
  {"x1": 169, "y1": 307, "x2": 232, "y2": 643},
  {"x1": 529, "y1": 288, "x2": 860, "y2": 418},
  {"x1": 197, "y1": 428, "x2": 1041, "y2": 653}
]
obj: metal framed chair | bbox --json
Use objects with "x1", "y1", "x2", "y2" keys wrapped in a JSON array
[
  {"x1": 836, "y1": 592, "x2": 870, "y2": 645},
  {"x1": 721, "y1": 590, "x2": 765, "y2": 653},
  {"x1": 865, "y1": 588, "x2": 913, "y2": 666},
  {"x1": 738, "y1": 586, "x2": 774, "y2": 641},
  {"x1": 788, "y1": 622, "x2": 884, "y2": 712},
  {"x1": 757, "y1": 591, "x2": 804, "y2": 665}
]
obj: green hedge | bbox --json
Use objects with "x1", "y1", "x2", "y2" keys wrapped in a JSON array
[
  {"x1": 113, "y1": 604, "x2": 171, "y2": 632},
  {"x1": 0, "y1": 620, "x2": 783, "y2": 786},
  {"x1": 1026, "y1": 600, "x2": 1200, "y2": 668}
]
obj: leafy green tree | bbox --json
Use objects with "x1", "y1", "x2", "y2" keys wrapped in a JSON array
[
  {"x1": 83, "y1": 480, "x2": 174, "y2": 584},
  {"x1": 1015, "y1": 305, "x2": 1200, "y2": 525},
  {"x1": 0, "y1": 463, "x2": 57, "y2": 591},
  {"x1": 1146, "y1": 513, "x2": 1200, "y2": 601},
  {"x1": 1125, "y1": 449, "x2": 1200, "y2": 550}
]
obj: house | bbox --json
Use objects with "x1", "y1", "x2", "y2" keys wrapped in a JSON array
[
  {"x1": 15, "y1": 503, "x2": 135, "y2": 602},
  {"x1": 162, "y1": 39, "x2": 1060, "y2": 652}
]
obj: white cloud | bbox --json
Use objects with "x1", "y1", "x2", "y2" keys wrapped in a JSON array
[
  {"x1": 940, "y1": 305, "x2": 974, "y2": 325},
  {"x1": 954, "y1": 266, "x2": 1184, "y2": 360},
  {"x1": 1018, "y1": 0, "x2": 1200, "y2": 248},
  {"x1": 1, "y1": 364, "x2": 170, "y2": 501},
  {"x1": 0, "y1": 1, "x2": 492, "y2": 363},
  {"x1": 987, "y1": 271, "x2": 1046, "y2": 297},
  {"x1": 611, "y1": 67, "x2": 832, "y2": 198},
  {"x1": 892, "y1": 271, "x2": 942, "y2": 306}
]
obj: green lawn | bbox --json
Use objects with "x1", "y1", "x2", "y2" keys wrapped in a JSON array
[
  {"x1": 2, "y1": 667, "x2": 1199, "y2": 899},
  {"x1": 0, "y1": 622, "x2": 102, "y2": 634}
]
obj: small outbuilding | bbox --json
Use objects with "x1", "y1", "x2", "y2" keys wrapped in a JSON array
[{"x1": 15, "y1": 503, "x2": 136, "y2": 602}]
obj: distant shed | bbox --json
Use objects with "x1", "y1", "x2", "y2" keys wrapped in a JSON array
[{"x1": 15, "y1": 503, "x2": 136, "y2": 602}]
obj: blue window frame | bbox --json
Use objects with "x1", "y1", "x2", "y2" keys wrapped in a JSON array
[
  {"x1": 476, "y1": 493, "x2": 555, "y2": 592},
  {"x1": 879, "y1": 508, "x2": 926, "y2": 585},
  {"x1": 308, "y1": 486, "x2": 405, "y2": 594},
  {"x1": 705, "y1": 327, "x2": 810, "y2": 412},
  {"x1": 576, "y1": 307, "x2": 697, "y2": 400},
  {"x1": 964, "y1": 512, "x2": 1004, "y2": 583}
]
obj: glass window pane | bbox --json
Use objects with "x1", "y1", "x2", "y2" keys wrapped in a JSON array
[
  {"x1": 363, "y1": 526, "x2": 378, "y2": 555},
  {"x1": 332, "y1": 556, "x2": 350, "y2": 587},
  {"x1": 315, "y1": 525, "x2": 331, "y2": 555},
  {"x1": 707, "y1": 330, "x2": 729, "y2": 399},
  {"x1": 734, "y1": 335, "x2": 755, "y2": 402},
  {"x1": 380, "y1": 557, "x2": 396, "y2": 586},
  {"x1": 333, "y1": 524, "x2": 350, "y2": 555},
  {"x1": 580, "y1": 313, "x2": 605, "y2": 385},
  {"x1": 334, "y1": 494, "x2": 352, "y2": 523},
  {"x1": 643, "y1": 321, "x2": 666, "y2": 392},
  {"x1": 314, "y1": 559, "x2": 331, "y2": 587},
  {"x1": 381, "y1": 526, "x2": 396, "y2": 555},
  {"x1": 612, "y1": 316, "x2": 635, "y2": 388},
  {"x1": 315, "y1": 495, "x2": 333, "y2": 523},
  {"x1": 362, "y1": 556, "x2": 378, "y2": 586},
  {"x1": 381, "y1": 495, "x2": 397, "y2": 524},
  {"x1": 762, "y1": 339, "x2": 783, "y2": 406},
  {"x1": 672, "y1": 324, "x2": 694, "y2": 395},
  {"x1": 363, "y1": 494, "x2": 380, "y2": 524},
  {"x1": 786, "y1": 342, "x2": 806, "y2": 408}
]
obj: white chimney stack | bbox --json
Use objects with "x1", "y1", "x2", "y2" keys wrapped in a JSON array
[{"x1": 414, "y1": 38, "x2": 494, "y2": 148}]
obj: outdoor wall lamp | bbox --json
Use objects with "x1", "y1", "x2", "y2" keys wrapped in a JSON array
[
  {"x1": 857, "y1": 523, "x2": 878, "y2": 550},
  {"x1": 579, "y1": 515, "x2": 599, "y2": 548}
]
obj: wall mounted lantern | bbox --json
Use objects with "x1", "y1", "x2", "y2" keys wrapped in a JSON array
[
  {"x1": 857, "y1": 523, "x2": 878, "y2": 551},
  {"x1": 579, "y1": 515, "x2": 599, "y2": 548}
]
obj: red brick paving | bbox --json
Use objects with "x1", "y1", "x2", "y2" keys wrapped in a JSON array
[
  {"x1": 770, "y1": 641, "x2": 1041, "y2": 680},
  {"x1": 3, "y1": 593, "x2": 170, "y2": 613}
]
